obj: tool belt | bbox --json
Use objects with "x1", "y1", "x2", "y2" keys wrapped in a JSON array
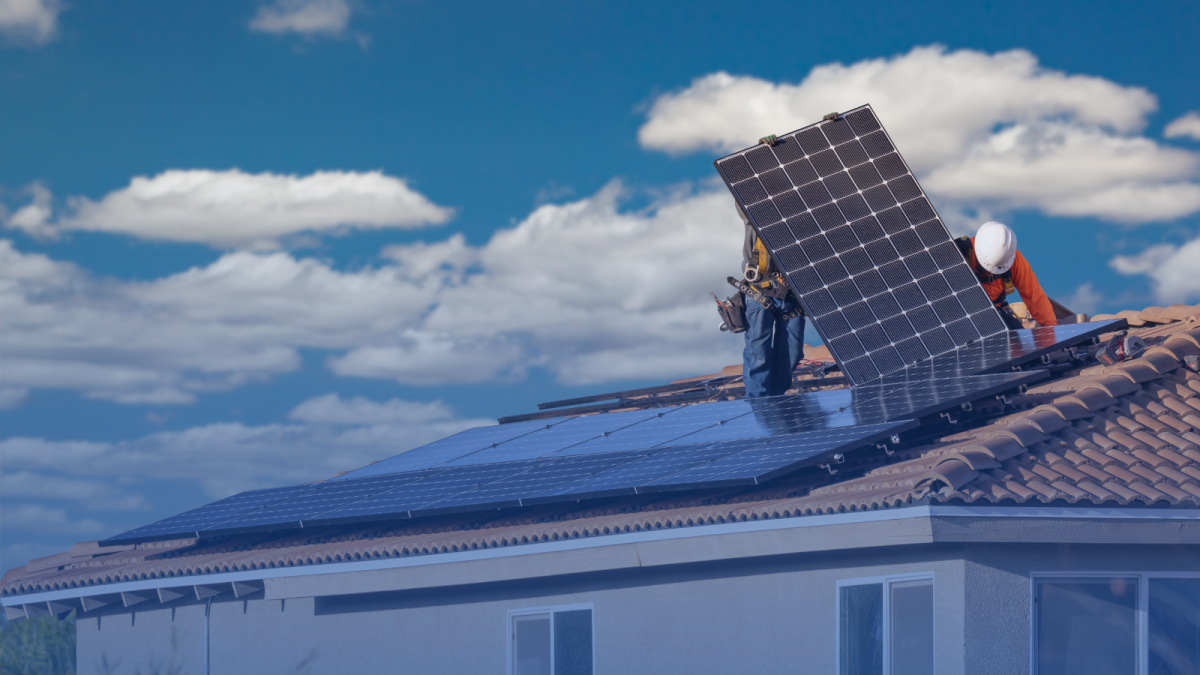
[
  {"x1": 726, "y1": 276, "x2": 803, "y2": 319},
  {"x1": 713, "y1": 291, "x2": 749, "y2": 333}
]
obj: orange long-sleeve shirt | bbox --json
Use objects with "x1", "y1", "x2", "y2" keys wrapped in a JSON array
[{"x1": 968, "y1": 237, "x2": 1057, "y2": 327}]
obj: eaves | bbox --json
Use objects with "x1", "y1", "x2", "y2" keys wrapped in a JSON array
[{"x1": 4, "y1": 505, "x2": 1196, "y2": 618}]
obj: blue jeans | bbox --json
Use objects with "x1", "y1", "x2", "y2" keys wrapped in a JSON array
[{"x1": 743, "y1": 295, "x2": 806, "y2": 398}]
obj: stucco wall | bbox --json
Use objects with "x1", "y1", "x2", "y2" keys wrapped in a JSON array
[{"x1": 74, "y1": 542, "x2": 1198, "y2": 675}]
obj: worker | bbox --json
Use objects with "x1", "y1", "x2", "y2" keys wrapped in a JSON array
[
  {"x1": 959, "y1": 221, "x2": 1056, "y2": 329},
  {"x1": 738, "y1": 204, "x2": 806, "y2": 398}
]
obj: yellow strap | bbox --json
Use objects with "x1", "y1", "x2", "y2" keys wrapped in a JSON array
[{"x1": 754, "y1": 238, "x2": 770, "y2": 276}]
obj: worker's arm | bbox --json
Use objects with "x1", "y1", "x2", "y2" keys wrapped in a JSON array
[{"x1": 1009, "y1": 251, "x2": 1057, "y2": 326}]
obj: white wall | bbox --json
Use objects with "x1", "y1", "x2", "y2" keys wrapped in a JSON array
[{"x1": 74, "y1": 542, "x2": 1199, "y2": 675}]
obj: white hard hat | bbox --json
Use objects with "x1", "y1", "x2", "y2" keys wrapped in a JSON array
[{"x1": 975, "y1": 221, "x2": 1017, "y2": 274}]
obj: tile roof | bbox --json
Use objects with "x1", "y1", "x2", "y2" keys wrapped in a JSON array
[{"x1": 5, "y1": 306, "x2": 1200, "y2": 599}]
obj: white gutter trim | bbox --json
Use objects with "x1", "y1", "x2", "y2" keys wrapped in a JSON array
[{"x1": 5, "y1": 505, "x2": 1196, "y2": 607}]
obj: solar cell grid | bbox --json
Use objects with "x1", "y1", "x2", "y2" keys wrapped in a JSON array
[
  {"x1": 200, "y1": 471, "x2": 439, "y2": 535},
  {"x1": 309, "y1": 461, "x2": 538, "y2": 525},
  {"x1": 643, "y1": 421, "x2": 914, "y2": 491},
  {"x1": 440, "y1": 408, "x2": 666, "y2": 466},
  {"x1": 715, "y1": 104, "x2": 1007, "y2": 385},
  {"x1": 548, "y1": 398, "x2": 755, "y2": 456},
  {"x1": 429, "y1": 451, "x2": 645, "y2": 511},
  {"x1": 528, "y1": 440, "x2": 765, "y2": 503},
  {"x1": 333, "y1": 417, "x2": 570, "y2": 479},
  {"x1": 102, "y1": 484, "x2": 315, "y2": 544}
]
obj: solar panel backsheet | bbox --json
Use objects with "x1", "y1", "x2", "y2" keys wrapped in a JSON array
[{"x1": 715, "y1": 104, "x2": 1008, "y2": 385}]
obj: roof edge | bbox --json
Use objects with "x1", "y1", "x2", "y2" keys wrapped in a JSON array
[{"x1": 6, "y1": 505, "x2": 1196, "y2": 613}]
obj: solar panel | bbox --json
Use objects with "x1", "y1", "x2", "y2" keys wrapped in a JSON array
[
  {"x1": 332, "y1": 417, "x2": 570, "y2": 479},
  {"x1": 439, "y1": 408, "x2": 667, "y2": 466},
  {"x1": 525, "y1": 441, "x2": 764, "y2": 503},
  {"x1": 715, "y1": 105, "x2": 1008, "y2": 385},
  {"x1": 416, "y1": 451, "x2": 646, "y2": 513},
  {"x1": 102, "y1": 484, "x2": 315, "y2": 545},
  {"x1": 548, "y1": 399, "x2": 756, "y2": 455},
  {"x1": 307, "y1": 461, "x2": 540, "y2": 526},
  {"x1": 198, "y1": 470, "x2": 443, "y2": 536},
  {"x1": 876, "y1": 320, "x2": 1126, "y2": 383},
  {"x1": 643, "y1": 421, "x2": 913, "y2": 491}
]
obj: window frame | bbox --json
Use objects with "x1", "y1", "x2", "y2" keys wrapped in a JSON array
[
  {"x1": 836, "y1": 571, "x2": 937, "y2": 675},
  {"x1": 1029, "y1": 571, "x2": 1200, "y2": 675},
  {"x1": 507, "y1": 602, "x2": 595, "y2": 675}
]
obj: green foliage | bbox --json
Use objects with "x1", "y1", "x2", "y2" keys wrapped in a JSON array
[{"x1": 0, "y1": 610, "x2": 76, "y2": 675}]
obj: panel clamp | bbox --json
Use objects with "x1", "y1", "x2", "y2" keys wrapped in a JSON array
[{"x1": 940, "y1": 412, "x2": 958, "y2": 424}]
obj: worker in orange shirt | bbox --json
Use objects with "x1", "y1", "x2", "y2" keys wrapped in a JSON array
[{"x1": 958, "y1": 221, "x2": 1057, "y2": 330}]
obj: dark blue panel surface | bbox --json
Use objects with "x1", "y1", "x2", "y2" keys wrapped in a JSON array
[
  {"x1": 420, "y1": 451, "x2": 645, "y2": 512},
  {"x1": 552, "y1": 399, "x2": 755, "y2": 455},
  {"x1": 102, "y1": 484, "x2": 315, "y2": 545},
  {"x1": 644, "y1": 420, "x2": 915, "y2": 491},
  {"x1": 676, "y1": 370, "x2": 1045, "y2": 444},
  {"x1": 333, "y1": 418, "x2": 568, "y2": 479},
  {"x1": 441, "y1": 408, "x2": 666, "y2": 466},
  {"x1": 878, "y1": 320, "x2": 1125, "y2": 383},
  {"x1": 200, "y1": 471, "x2": 442, "y2": 535},
  {"x1": 308, "y1": 461, "x2": 539, "y2": 525},
  {"x1": 525, "y1": 441, "x2": 757, "y2": 503}
]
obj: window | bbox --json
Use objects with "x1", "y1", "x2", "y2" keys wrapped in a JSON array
[
  {"x1": 838, "y1": 574, "x2": 934, "y2": 675},
  {"x1": 509, "y1": 604, "x2": 593, "y2": 675},
  {"x1": 1033, "y1": 573, "x2": 1199, "y2": 675}
]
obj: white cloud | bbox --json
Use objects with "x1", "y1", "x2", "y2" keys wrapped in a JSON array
[
  {"x1": 638, "y1": 46, "x2": 1200, "y2": 228},
  {"x1": 1, "y1": 471, "x2": 150, "y2": 511},
  {"x1": 1, "y1": 395, "x2": 491, "y2": 498},
  {"x1": 19, "y1": 169, "x2": 453, "y2": 249},
  {"x1": 3, "y1": 182, "x2": 55, "y2": 238},
  {"x1": 250, "y1": 0, "x2": 350, "y2": 37},
  {"x1": 1165, "y1": 112, "x2": 1200, "y2": 141},
  {"x1": 1065, "y1": 282, "x2": 1105, "y2": 316},
  {"x1": 1110, "y1": 239, "x2": 1200, "y2": 304},
  {"x1": 289, "y1": 393, "x2": 458, "y2": 426},
  {"x1": 0, "y1": 505, "x2": 104, "y2": 534},
  {"x1": 1, "y1": 180, "x2": 746, "y2": 404},
  {"x1": 0, "y1": 386, "x2": 28, "y2": 409},
  {"x1": 0, "y1": 0, "x2": 61, "y2": 45}
]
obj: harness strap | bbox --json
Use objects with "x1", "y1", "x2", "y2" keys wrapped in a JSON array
[{"x1": 955, "y1": 236, "x2": 1015, "y2": 298}]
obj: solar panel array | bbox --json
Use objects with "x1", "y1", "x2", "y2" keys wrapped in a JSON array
[
  {"x1": 105, "y1": 419, "x2": 914, "y2": 544},
  {"x1": 715, "y1": 104, "x2": 1008, "y2": 385},
  {"x1": 103, "y1": 369, "x2": 1051, "y2": 545}
]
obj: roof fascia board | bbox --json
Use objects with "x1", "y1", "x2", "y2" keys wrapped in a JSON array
[{"x1": 5, "y1": 505, "x2": 1197, "y2": 607}]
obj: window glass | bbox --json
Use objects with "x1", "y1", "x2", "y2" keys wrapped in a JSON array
[
  {"x1": 840, "y1": 583, "x2": 884, "y2": 675},
  {"x1": 1036, "y1": 577, "x2": 1137, "y2": 675},
  {"x1": 1148, "y1": 578, "x2": 1200, "y2": 675},
  {"x1": 554, "y1": 609, "x2": 593, "y2": 675},
  {"x1": 890, "y1": 579, "x2": 933, "y2": 675},
  {"x1": 513, "y1": 614, "x2": 552, "y2": 675}
]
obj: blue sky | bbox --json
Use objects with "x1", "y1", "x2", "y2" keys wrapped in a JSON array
[{"x1": 2, "y1": 0, "x2": 1198, "y2": 572}]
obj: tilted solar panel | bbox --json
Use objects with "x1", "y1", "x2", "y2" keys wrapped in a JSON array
[{"x1": 715, "y1": 104, "x2": 1008, "y2": 385}]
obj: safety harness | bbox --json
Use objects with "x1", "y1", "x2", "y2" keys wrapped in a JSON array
[{"x1": 954, "y1": 236, "x2": 1023, "y2": 329}]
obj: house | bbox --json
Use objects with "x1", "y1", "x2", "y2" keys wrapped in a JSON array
[{"x1": 3, "y1": 304, "x2": 1199, "y2": 675}]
